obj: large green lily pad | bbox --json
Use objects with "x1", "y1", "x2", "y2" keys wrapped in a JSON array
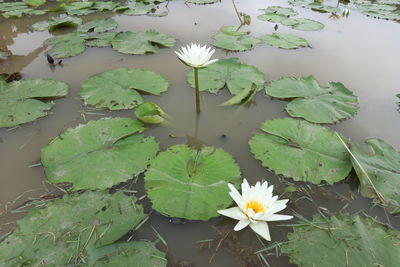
[
  {"x1": 0, "y1": 78, "x2": 68, "y2": 128},
  {"x1": 81, "y1": 67, "x2": 169, "y2": 110},
  {"x1": 85, "y1": 32, "x2": 117, "y2": 47},
  {"x1": 64, "y1": 1, "x2": 95, "y2": 15},
  {"x1": 32, "y1": 16, "x2": 82, "y2": 32},
  {"x1": 265, "y1": 76, "x2": 359, "y2": 123},
  {"x1": 350, "y1": 138, "x2": 400, "y2": 215},
  {"x1": 77, "y1": 18, "x2": 118, "y2": 33},
  {"x1": 187, "y1": 58, "x2": 265, "y2": 95},
  {"x1": 41, "y1": 117, "x2": 159, "y2": 190},
  {"x1": 257, "y1": 6, "x2": 298, "y2": 22},
  {"x1": 144, "y1": 144, "x2": 241, "y2": 220},
  {"x1": 0, "y1": 191, "x2": 147, "y2": 267},
  {"x1": 111, "y1": 30, "x2": 176, "y2": 55},
  {"x1": 87, "y1": 241, "x2": 167, "y2": 266},
  {"x1": 212, "y1": 26, "x2": 261, "y2": 51},
  {"x1": 249, "y1": 118, "x2": 352, "y2": 184},
  {"x1": 281, "y1": 18, "x2": 324, "y2": 31},
  {"x1": 46, "y1": 32, "x2": 87, "y2": 58},
  {"x1": 282, "y1": 214, "x2": 400, "y2": 267},
  {"x1": 115, "y1": 2, "x2": 157, "y2": 16},
  {"x1": 260, "y1": 33, "x2": 309, "y2": 49}
]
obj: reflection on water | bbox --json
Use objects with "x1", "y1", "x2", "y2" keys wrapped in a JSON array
[{"x1": 1, "y1": 0, "x2": 400, "y2": 265}]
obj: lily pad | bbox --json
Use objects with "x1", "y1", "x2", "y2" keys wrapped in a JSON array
[
  {"x1": 0, "y1": 191, "x2": 147, "y2": 266},
  {"x1": 219, "y1": 83, "x2": 258, "y2": 106},
  {"x1": 77, "y1": 18, "x2": 117, "y2": 33},
  {"x1": 350, "y1": 138, "x2": 400, "y2": 215},
  {"x1": 41, "y1": 117, "x2": 159, "y2": 190},
  {"x1": 85, "y1": 32, "x2": 117, "y2": 47},
  {"x1": 88, "y1": 241, "x2": 167, "y2": 266},
  {"x1": 81, "y1": 67, "x2": 169, "y2": 110},
  {"x1": 94, "y1": 1, "x2": 119, "y2": 11},
  {"x1": 187, "y1": 58, "x2": 265, "y2": 95},
  {"x1": 32, "y1": 16, "x2": 82, "y2": 32},
  {"x1": 0, "y1": 78, "x2": 68, "y2": 128},
  {"x1": 144, "y1": 144, "x2": 241, "y2": 220},
  {"x1": 260, "y1": 33, "x2": 309, "y2": 49},
  {"x1": 188, "y1": 0, "x2": 220, "y2": 4},
  {"x1": 307, "y1": 2, "x2": 340, "y2": 13},
  {"x1": 64, "y1": 1, "x2": 95, "y2": 15},
  {"x1": 23, "y1": 0, "x2": 45, "y2": 7},
  {"x1": 111, "y1": 30, "x2": 176, "y2": 54},
  {"x1": 281, "y1": 18, "x2": 324, "y2": 31},
  {"x1": 282, "y1": 214, "x2": 400, "y2": 267},
  {"x1": 249, "y1": 118, "x2": 352, "y2": 184},
  {"x1": 115, "y1": 2, "x2": 157, "y2": 16},
  {"x1": 46, "y1": 32, "x2": 87, "y2": 58},
  {"x1": 135, "y1": 101, "x2": 166, "y2": 124},
  {"x1": 2, "y1": 7, "x2": 45, "y2": 18},
  {"x1": 212, "y1": 26, "x2": 261, "y2": 51},
  {"x1": 265, "y1": 76, "x2": 359, "y2": 123},
  {"x1": 258, "y1": 6, "x2": 298, "y2": 22}
]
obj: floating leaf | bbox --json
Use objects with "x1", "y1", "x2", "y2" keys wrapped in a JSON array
[
  {"x1": 0, "y1": 78, "x2": 68, "y2": 128},
  {"x1": 0, "y1": 191, "x2": 147, "y2": 266},
  {"x1": 281, "y1": 18, "x2": 324, "y2": 31},
  {"x1": 355, "y1": 2, "x2": 400, "y2": 20},
  {"x1": 187, "y1": 0, "x2": 220, "y2": 4},
  {"x1": 212, "y1": 26, "x2": 261, "y2": 51},
  {"x1": 145, "y1": 144, "x2": 241, "y2": 220},
  {"x1": 85, "y1": 32, "x2": 117, "y2": 47},
  {"x1": 135, "y1": 101, "x2": 166, "y2": 124},
  {"x1": 64, "y1": 1, "x2": 95, "y2": 15},
  {"x1": 32, "y1": 16, "x2": 82, "y2": 32},
  {"x1": 282, "y1": 214, "x2": 400, "y2": 267},
  {"x1": 88, "y1": 241, "x2": 167, "y2": 267},
  {"x1": 46, "y1": 32, "x2": 87, "y2": 58},
  {"x1": 187, "y1": 58, "x2": 265, "y2": 95},
  {"x1": 2, "y1": 7, "x2": 45, "y2": 18},
  {"x1": 94, "y1": 1, "x2": 119, "y2": 11},
  {"x1": 265, "y1": 76, "x2": 359, "y2": 123},
  {"x1": 77, "y1": 18, "x2": 117, "y2": 33},
  {"x1": 260, "y1": 33, "x2": 309, "y2": 49},
  {"x1": 81, "y1": 68, "x2": 169, "y2": 110},
  {"x1": 111, "y1": 30, "x2": 176, "y2": 55},
  {"x1": 249, "y1": 118, "x2": 352, "y2": 184},
  {"x1": 257, "y1": 6, "x2": 298, "y2": 22},
  {"x1": 41, "y1": 117, "x2": 159, "y2": 190},
  {"x1": 23, "y1": 0, "x2": 45, "y2": 7},
  {"x1": 220, "y1": 83, "x2": 258, "y2": 106},
  {"x1": 350, "y1": 138, "x2": 400, "y2": 215},
  {"x1": 115, "y1": 2, "x2": 156, "y2": 16}
]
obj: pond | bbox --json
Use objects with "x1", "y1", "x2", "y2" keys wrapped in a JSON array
[{"x1": 1, "y1": 0, "x2": 400, "y2": 266}]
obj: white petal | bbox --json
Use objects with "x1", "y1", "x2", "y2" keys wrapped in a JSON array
[
  {"x1": 250, "y1": 222, "x2": 271, "y2": 241},
  {"x1": 217, "y1": 207, "x2": 247, "y2": 221},
  {"x1": 228, "y1": 183, "x2": 244, "y2": 210},
  {"x1": 264, "y1": 214, "x2": 293, "y2": 221},
  {"x1": 241, "y1": 179, "x2": 251, "y2": 199},
  {"x1": 234, "y1": 219, "x2": 250, "y2": 231}
]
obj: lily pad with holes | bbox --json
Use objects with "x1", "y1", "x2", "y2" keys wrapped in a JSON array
[
  {"x1": 281, "y1": 214, "x2": 400, "y2": 267},
  {"x1": 144, "y1": 144, "x2": 241, "y2": 220},
  {"x1": 0, "y1": 191, "x2": 147, "y2": 267},
  {"x1": 87, "y1": 241, "x2": 167, "y2": 266},
  {"x1": 212, "y1": 26, "x2": 261, "y2": 51},
  {"x1": 281, "y1": 18, "x2": 324, "y2": 31},
  {"x1": 350, "y1": 138, "x2": 400, "y2": 215},
  {"x1": 260, "y1": 33, "x2": 309, "y2": 49},
  {"x1": 0, "y1": 78, "x2": 68, "y2": 128},
  {"x1": 258, "y1": 6, "x2": 298, "y2": 22},
  {"x1": 135, "y1": 101, "x2": 166, "y2": 124},
  {"x1": 111, "y1": 30, "x2": 176, "y2": 55},
  {"x1": 81, "y1": 68, "x2": 169, "y2": 110},
  {"x1": 46, "y1": 32, "x2": 87, "y2": 58},
  {"x1": 77, "y1": 18, "x2": 117, "y2": 33},
  {"x1": 85, "y1": 32, "x2": 117, "y2": 47},
  {"x1": 41, "y1": 117, "x2": 159, "y2": 190},
  {"x1": 265, "y1": 76, "x2": 359, "y2": 123},
  {"x1": 32, "y1": 16, "x2": 82, "y2": 32},
  {"x1": 249, "y1": 118, "x2": 352, "y2": 184},
  {"x1": 187, "y1": 58, "x2": 265, "y2": 95}
]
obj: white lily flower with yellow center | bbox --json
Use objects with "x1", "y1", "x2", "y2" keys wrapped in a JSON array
[
  {"x1": 218, "y1": 179, "x2": 293, "y2": 241},
  {"x1": 175, "y1": 43, "x2": 218, "y2": 68}
]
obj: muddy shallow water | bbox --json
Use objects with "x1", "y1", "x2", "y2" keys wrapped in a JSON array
[{"x1": 1, "y1": 0, "x2": 400, "y2": 266}]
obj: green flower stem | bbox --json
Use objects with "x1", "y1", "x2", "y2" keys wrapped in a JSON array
[{"x1": 194, "y1": 67, "x2": 200, "y2": 113}]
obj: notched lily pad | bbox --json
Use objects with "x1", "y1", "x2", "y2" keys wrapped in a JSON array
[
  {"x1": 0, "y1": 191, "x2": 147, "y2": 266},
  {"x1": 260, "y1": 33, "x2": 309, "y2": 49},
  {"x1": 187, "y1": 58, "x2": 265, "y2": 95},
  {"x1": 77, "y1": 17, "x2": 118, "y2": 33},
  {"x1": 41, "y1": 117, "x2": 160, "y2": 190},
  {"x1": 350, "y1": 138, "x2": 400, "y2": 215},
  {"x1": 220, "y1": 83, "x2": 258, "y2": 106},
  {"x1": 281, "y1": 18, "x2": 324, "y2": 31},
  {"x1": 265, "y1": 75, "x2": 359, "y2": 123},
  {"x1": 111, "y1": 30, "x2": 176, "y2": 55},
  {"x1": 249, "y1": 118, "x2": 352, "y2": 184},
  {"x1": 282, "y1": 214, "x2": 400, "y2": 267},
  {"x1": 258, "y1": 6, "x2": 298, "y2": 22},
  {"x1": 135, "y1": 101, "x2": 167, "y2": 124},
  {"x1": 85, "y1": 32, "x2": 117, "y2": 47},
  {"x1": 145, "y1": 144, "x2": 241, "y2": 220},
  {"x1": 81, "y1": 67, "x2": 169, "y2": 110},
  {"x1": 46, "y1": 32, "x2": 87, "y2": 58},
  {"x1": 32, "y1": 16, "x2": 82, "y2": 32},
  {"x1": 0, "y1": 78, "x2": 68, "y2": 128},
  {"x1": 212, "y1": 26, "x2": 261, "y2": 51}
]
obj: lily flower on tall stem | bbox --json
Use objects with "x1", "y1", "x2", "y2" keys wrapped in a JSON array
[
  {"x1": 218, "y1": 179, "x2": 293, "y2": 241},
  {"x1": 175, "y1": 43, "x2": 218, "y2": 113}
]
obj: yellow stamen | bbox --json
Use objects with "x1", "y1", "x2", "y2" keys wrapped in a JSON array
[{"x1": 245, "y1": 201, "x2": 265, "y2": 214}]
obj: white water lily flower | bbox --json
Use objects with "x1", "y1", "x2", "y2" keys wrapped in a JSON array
[
  {"x1": 175, "y1": 43, "x2": 218, "y2": 68},
  {"x1": 218, "y1": 179, "x2": 293, "y2": 241}
]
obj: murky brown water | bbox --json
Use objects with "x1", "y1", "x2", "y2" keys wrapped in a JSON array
[{"x1": 1, "y1": 0, "x2": 400, "y2": 266}]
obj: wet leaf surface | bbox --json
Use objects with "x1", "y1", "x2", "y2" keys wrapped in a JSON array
[{"x1": 212, "y1": 26, "x2": 261, "y2": 51}]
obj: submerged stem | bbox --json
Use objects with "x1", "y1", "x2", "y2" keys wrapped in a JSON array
[{"x1": 194, "y1": 67, "x2": 200, "y2": 113}]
